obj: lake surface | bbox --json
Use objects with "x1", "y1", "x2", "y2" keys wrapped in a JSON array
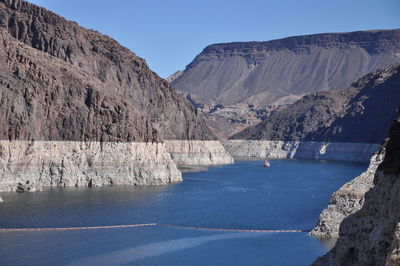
[{"x1": 0, "y1": 159, "x2": 366, "y2": 265}]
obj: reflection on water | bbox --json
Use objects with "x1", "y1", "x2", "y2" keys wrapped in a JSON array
[
  {"x1": 68, "y1": 231, "x2": 261, "y2": 266},
  {"x1": 0, "y1": 160, "x2": 366, "y2": 265},
  {"x1": 317, "y1": 237, "x2": 338, "y2": 249}
]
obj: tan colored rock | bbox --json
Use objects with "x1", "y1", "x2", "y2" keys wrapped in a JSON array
[
  {"x1": 0, "y1": 140, "x2": 182, "y2": 192},
  {"x1": 164, "y1": 140, "x2": 234, "y2": 166},
  {"x1": 312, "y1": 118, "x2": 400, "y2": 265},
  {"x1": 310, "y1": 151, "x2": 384, "y2": 238},
  {"x1": 222, "y1": 140, "x2": 379, "y2": 163}
]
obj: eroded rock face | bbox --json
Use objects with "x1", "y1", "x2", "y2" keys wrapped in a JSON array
[
  {"x1": 173, "y1": 30, "x2": 400, "y2": 108},
  {"x1": 172, "y1": 30, "x2": 400, "y2": 138},
  {"x1": 164, "y1": 140, "x2": 234, "y2": 166},
  {"x1": 0, "y1": 0, "x2": 236, "y2": 192},
  {"x1": 0, "y1": 140, "x2": 182, "y2": 192},
  {"x1": 0, "y1": 0, "x2": 215, "y2": 142},
  {"x1": 312, "y1": 118, "x2": 400, "y2": 266},
  {"x1": 222, "y1": 140, "x2": 379, "y2": 163},
  {"x1": 310, "y1": 150, "x2": 385, "y2": 238},
  {"x1": 231, "y1": 65, "x2": 400, "y2": 144}
]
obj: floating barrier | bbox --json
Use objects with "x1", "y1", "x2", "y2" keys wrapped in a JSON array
[{"x1": 0, "y1": 223, "x2": 310, "y2": 233}]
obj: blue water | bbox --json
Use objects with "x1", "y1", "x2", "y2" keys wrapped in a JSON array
[{"x1": 0, "y1": 159, "x2": 366, "y2": 265}]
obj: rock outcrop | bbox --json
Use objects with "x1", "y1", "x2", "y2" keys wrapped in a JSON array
[
  {"x1": 222, "y1": 140, "x2": 379, "y2": 163},
  {"x1": 310, "y1": 150, "x2": 385, "y2": 238},
  {"x1": 172, "y1": 30, "x2": 400, "y2": 138},
  {"x1": 164, "y1": 140, "x2": 234, "y2": 166},
  {"x1": 0, "y1": 0, "x2": 233, "y2": 192},
  {"x1": 312, "y1": 118, "x2": 400, "y2": 265},
  {"x1": 0, "y1": 0, "x2": 215, "y2": 142},
  {"x1": 166, "y1": 70, "x2": 184, "y2": 83},
  {"x1": 0, "y1": 140, "x2": 182, "y2": 192},
  {"x1": 231, "y1": 64, "x2": 400, "y2": 144}
]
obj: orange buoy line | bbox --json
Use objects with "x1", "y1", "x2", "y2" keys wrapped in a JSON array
[
  {"x1": 0, "y1": 223, "x2": 158, "y2": 232},
  {"x1": 0, "y1": 223, "x2": 310, "y2": 233}
]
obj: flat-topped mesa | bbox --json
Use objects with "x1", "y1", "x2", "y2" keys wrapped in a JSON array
[
  {"x1": 172, "y1": 29, "x2": 400, "y2": 139},
  {"x1": 172, "y1": 29, "x2": 400, "y2": 108},
  {"x1": 190, "y1": 30, "x2": 400, "y2": 66},
  {"x1": 0, "y1": 0, "x2": 233, "y2": 192}
]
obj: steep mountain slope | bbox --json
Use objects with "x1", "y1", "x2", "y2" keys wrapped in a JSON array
[
  {"x1": 172, "y1": 30, "x2": 400, "y2": 107},
  {"x1": 0, "y1": 0, "x2": 234, "y2": 192},
  {"x1": 313, "y1": 117, "x2": 400, "y2": 265},
  {"x1": 0, "y1": 0, "x2": 215, "y2": 142},
  {"x1": 171, "y1": 30, "x2": 400, "y2": 139},
  {"x1": 231, "y1": 64, "x2": 400, "y2": 143}
]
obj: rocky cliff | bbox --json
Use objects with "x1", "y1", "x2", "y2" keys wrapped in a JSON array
[
  {"x1": 222, "y1": 140, "x2": 379, "y2": 163},
  {"x1": 0, "y1": 0, "x2": 215, "y2": 141},
  {"x1": 165, "y1": 140, "x2": 234, "y2": 166},
  {"x1": 0, "y1": 140, "x2": 182, "y2": 192},
  {"x1": 171, "y1": 29, "x2": 400, "y2": 138},
  {"x1": 173, "y1": 29, "x2": 400, "y2": 107},
  {"x1": 0, "y1": 0, "x2": 233, "y2": 192},
  {"x1": 312, "y1": 118, "x2": 400, "y2": 265},
  {"x1": 310, "y1": 150, "x2": 385, "y2": 238},
  {"x1": 231, "y1": 64, "x2": 400, "y2": 144}
]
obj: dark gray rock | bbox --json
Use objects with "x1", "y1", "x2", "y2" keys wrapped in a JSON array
[
  {"x1": 171, "y1": 29, "x2": 400, "y2": 139},
  {"x1": 312, "y1": 118, "x2": 400, "y2": 265},
  {"x1": 0, "y1": 0, "x2": 215, "y2": 142},
  {"x1": 172, "y1": 29, "x2": 400, "y2": 108},
  {"x1": 231, "y1": 65, "x2": 400, "y2": 143}
]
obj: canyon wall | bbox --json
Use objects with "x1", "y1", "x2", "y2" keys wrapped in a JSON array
[
  {"x1": 0, "y1": 0, "x2": 234, "y2": 193},
  {"x1": 231, "y1": 65, "x2": 400, "y2": 144},
  {"x1": 172, "y1": 30, "x2": 400, "y2": 138},
  {"x1": 164, "y1": 140, "x2": 234, "y2": 166},
  {"x1": 222, "y1": 140, "x2": 379, "y2": 163},
  {"x1": 172, "y1": 30, "x2": 400, "y2": 107},
  {"x1": 310, "y1": 150, "x2": 385, "y2": 238},
  {"x1": 312, "y1": 118, "x2": 400, "y2": 265},
  {"x1": 0, "y1": 140, "x2": 182, "y2": 192}
]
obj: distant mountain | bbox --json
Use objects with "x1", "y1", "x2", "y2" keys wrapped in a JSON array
[
  {"x1": 172, "y1": 29, "x2": 400, "y2": 107},
  {"x1": 0, "y1": 0, "x2": 215, "y2": 142},
  {"x1": 230, "y1": 64, "x2": 400, "y2": 143},
  {"x1": 166, "y1": 70, "x2": 183, "y2": 83},
  {"x1": 171, "y1": 30, "x2": 400, "y2": 139}
]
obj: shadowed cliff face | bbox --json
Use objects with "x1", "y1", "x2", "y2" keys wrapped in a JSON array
[
  {"x1": 312, "y1": 117, "x2": 400, "y2": 266},
  {"x1": 0, "y1": 0, "x2": 216, "y2": 141},
  {"x1": 231, "y1": 65, "x2": 400, "y2": 143}
]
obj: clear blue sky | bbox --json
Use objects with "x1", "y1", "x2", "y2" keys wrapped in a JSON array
[{"x1": 27, "y1": 0, "x2": 400, "y2": 78}]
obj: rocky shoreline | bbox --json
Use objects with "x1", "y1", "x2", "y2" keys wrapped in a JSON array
[
  {"x1": 312, "y1": 118, "x2": 400, "y2": 265},
  {"x1": 164, "y1": 140, "x2": 234, "y2": 166},
  {"x1": 222, "y1": 140, "x2": 379, "y2": 163},
  {"x1": 0, "y1": 140, "x2": 233, "y2": 192},
  {"x1": 310, "y1": 150, "x2": 385, "y2": 238}
]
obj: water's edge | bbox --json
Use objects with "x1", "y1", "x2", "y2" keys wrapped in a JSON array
[
  {"x1": 0, "y1": 140, "x2": 233, "y2": 192},
  {"x1": 222, "y1": 140, "x2": 379, "y2": 163}
]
